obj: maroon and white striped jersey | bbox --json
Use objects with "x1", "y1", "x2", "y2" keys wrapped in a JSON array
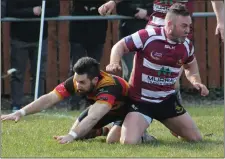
[
  {"x1": 147, "y1": 0, "x2": 192, "y2": 27},
  {"x1": 124, "y1": 27, "x2": 194, "y2": 103}
]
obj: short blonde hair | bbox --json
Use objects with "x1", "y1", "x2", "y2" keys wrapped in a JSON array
[{"x1": 165, "y1": 3, "x2": 190, "y2": 21}]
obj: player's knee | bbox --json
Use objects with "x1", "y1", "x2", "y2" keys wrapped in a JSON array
[
  {"x1": 120, "y1": 136, "x2": 139, "y2": 145},
  {"x1": 190, "y1": 134, "x2": 202, "y2": 142},
  {"x1": 106, "y1": 125, "x2": 121, "y2": 144},
  {"x1": 106, "y1": 133, "x2": 120, "y2": 144},
  {"x1": 106, "y1": 137, "x2": 119, "y2": 144},
  {"x1": 186, "y1": 133, "x2": 202, "y2": 142}
]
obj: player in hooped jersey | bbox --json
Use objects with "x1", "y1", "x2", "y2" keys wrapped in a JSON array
[
  {"x1": 99, "y1": 0, "x2": 224, "y2": 103},
  {"x1": 145, "y1": 0, "x2": 224, "y2": 102},
  {"x1": 106, "y1": 3, "x2": 209, "y2": 144},
  {"x1": 99, "y1": 0, "x2": 224, "y2": 41},
  {"x1": 1, "y1": 57, "x2": 133, "y2": 144},
  {"x1": 147, "y1": 0, "x2": 193, "y2": 28},
  {"x1": 146, "y1": 0, "x2": 224, "y2": 42}
]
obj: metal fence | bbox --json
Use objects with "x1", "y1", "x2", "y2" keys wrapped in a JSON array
[{"x1": 0, "y1": 12, "x2": 216, "y2": 22}]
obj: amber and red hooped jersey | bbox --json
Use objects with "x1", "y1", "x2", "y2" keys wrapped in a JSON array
[
  {"x1": 53, "y1": 71, "x2": 129, "y2": 109},
  {"x1": 124, "y1": 27, "x2": 194, "y2": 103}
]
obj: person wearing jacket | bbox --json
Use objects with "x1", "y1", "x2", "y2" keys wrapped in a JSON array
[
  {"x1": 69, "y1": 0, "x2": 108, "y2": 110},
  {"x1": 7, "y1": 0, "x2": 60, "y2": 112},
  {"x1": 116, "y1": 0, "x2": 153, "y2": 82}
]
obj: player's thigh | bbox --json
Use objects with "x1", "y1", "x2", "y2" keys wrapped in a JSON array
[
  {"x1": 120, "y1": 112, "x2": 150, "y2": 144},
  {"x1": 161, "y1": 112, "x2": 202, "y2": 141},
  {"x1": 106, "y1": 125, "x2": 121, "y2": 143}
]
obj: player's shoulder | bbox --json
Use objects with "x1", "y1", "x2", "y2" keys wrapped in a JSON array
[
  {"x1": 183, "y1": 38, "x2": 194, "y2": 56},
  {"x1": 64, "y1": 76, "x2": 77, "y2": 92},
  {"x1": 95, "y1": 71, "x2": 128, "y2": 94},
  {"x1": 184, "y1": 37, "x2": 194, "y2": 47},
  {"x1": 95, "y1": 71, "x2": 116, "y2": 90},
  {"x1": 144, "y1": 26, "x2": 164, "y2": 37},
  {"x1": 138, "y1": 27, "x2": 158, "y2": 37},
  {"x1": 64, "y1": 76, "x2": 74, "y2": 85}
]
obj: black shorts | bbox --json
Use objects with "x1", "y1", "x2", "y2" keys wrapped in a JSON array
[
  {"x1": 78, "y1": 104, "x2": 129, "y2": 129},
  {"x1": 128, "y1": 93, "x2": 186, "y2": 121}
]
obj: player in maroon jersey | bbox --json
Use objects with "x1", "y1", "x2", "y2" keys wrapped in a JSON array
[
  {"x1": 99, "y1": 0, "x2": 223, "y2": 102},
  {"x1": 99, "y1": 0, "x2": 224, "y2": 41},
  {"x1": 99, "y1": 0, "x2": 223, "y2": 101},
  {"x1": 106, "y1": 3, "x2": 209, "y2": 144},
  {"x1": 99, "y1": 0, "x2": 223, "y2": 140}
]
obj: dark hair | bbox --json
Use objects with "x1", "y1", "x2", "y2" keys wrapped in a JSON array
[
  {"x1": 167, "y1": 3, "x2": 190, "y2": 16},
  {"x1": 73, "y1": 57, "x2": 100, "y2": 79}
]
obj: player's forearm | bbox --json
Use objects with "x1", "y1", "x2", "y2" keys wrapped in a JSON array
[
  {"x1": 211, "y1": 1, "x2": 224, "y2": 23},
  {"x1": 184, "y1": 60, "x2": 202, "y2": 85},
  {"x1": 71, "y1": 115, "x2": 100, "y2": 139},
  {"x1": 69, "y1": 103, "x2": 110, "y2": 139},
  {"x1": 70, "y1": 119, "x2": 79, "y2": 130},
  {"x1": 20, "y1": 92, "x2": 60, "y2": 116},
  {"x1": 110, "y1": 39, "x2": 129, "y2": 64},
  {"x1": 185, "y1": 70, "x2": 201, "y2": 85}
]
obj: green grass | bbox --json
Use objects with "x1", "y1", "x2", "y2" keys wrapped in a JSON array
[{"x1": 1, "y1": 105, "x2": 224, "y2": 158}]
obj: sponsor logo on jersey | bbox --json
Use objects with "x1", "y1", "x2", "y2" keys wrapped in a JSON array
[
  {"x1": 131, "y1": 104, "x2": 138, "y2": 110},
  {"x1": 158, "y1": 67, "x2": 172, "y2": 76},
  {"x1": 153, "y1": 3, "x2": 168, "y2": 13},
  {"x1": 146, "y1": 75, "x2": 176, "y2": 85},
  {"x1": 154, "y1": 1, "x2": 188, "y2": 13},
  {"x1": 99, "y1": 96, "x2": 108, "y2": 101},
  {"x1": 98, "y1": 88, "x2": 109, "y2": 93},
  {"x1": 175, "y1": 105, "x2": 184, "y2": 114},
  {"x1": 150, "y1": 51, "x2": 163, "y2": 60},
  {"x1": 165, "y1": 45, "x2": 175, "y2": 50}
]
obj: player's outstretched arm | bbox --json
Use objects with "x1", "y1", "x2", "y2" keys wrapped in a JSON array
[
  {"x1": 1, "y1": 91, "x2": 62, "y2": 122},
  {"x1": 54, "y1": 102, "x2": 111, "y2": 144},
  {"x1": 183, "y1": 58, "x2": 209, "y2": 96}
]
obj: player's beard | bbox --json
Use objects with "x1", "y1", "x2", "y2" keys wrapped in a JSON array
[
  {"x1": 170, "y1": 25, "x2": 186, "y2": 43},
  {"x1": 78, "y1": 83, "x2": 95, "y2": 95}
]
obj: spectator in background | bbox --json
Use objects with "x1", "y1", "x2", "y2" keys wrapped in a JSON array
[
  {"x1": 69, "y1": 0, "x2": 108, "y2": 110},
  {"x1": 7, "y1": 0, "x2": 60, "y2": 112},
  {"x1": 1, "y1": 0, "x2": 6, "y2": 18},
  {"x1": 116, "y1": 0, "x2": 153, "y2": 81}
]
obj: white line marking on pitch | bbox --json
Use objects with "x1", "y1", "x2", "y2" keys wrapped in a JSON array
[{"x1": 35, "y1": 112, "x2": 76, "y2": 120}]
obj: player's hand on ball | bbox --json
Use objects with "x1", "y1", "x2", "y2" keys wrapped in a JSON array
[
  {"x1": 54, "y1": 134, "x2": 74, "y2": 144},
  {"x1": 193, "y1": 82, "x2": 209, "y2": 96},
  {"x1": 1, "y1": 111, "x2": 22, "y2": 122},
  {"x1": 106, "y1": 63, "x2": 122, "y2": 74}
]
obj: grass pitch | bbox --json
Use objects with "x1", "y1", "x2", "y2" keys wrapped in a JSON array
[{"x1": 1, "y1": 105, "x2": 224, "y2": 158}]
